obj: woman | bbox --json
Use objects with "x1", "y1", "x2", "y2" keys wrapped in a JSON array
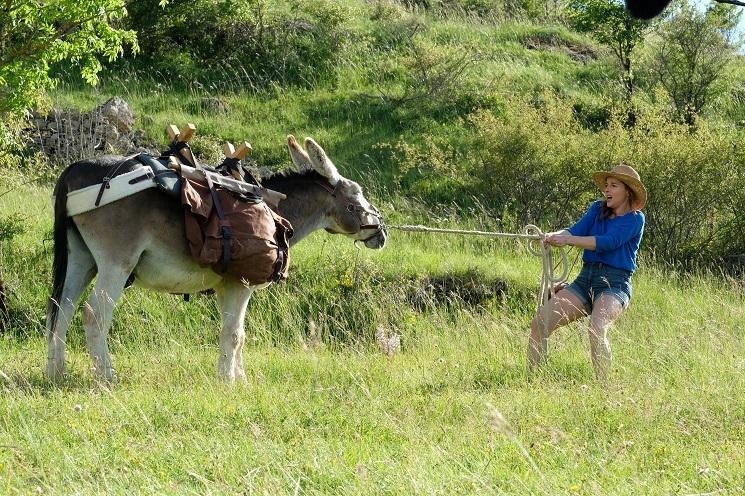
[{"x1": 528, "y1": 164, "x2": 646, "y2": 379}]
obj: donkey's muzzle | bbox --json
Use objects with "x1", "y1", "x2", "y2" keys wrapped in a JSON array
[{"x1": 362, "y1": 225, "x2": 387, "y2": 249}]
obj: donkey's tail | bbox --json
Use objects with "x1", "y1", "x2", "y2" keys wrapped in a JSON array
[{"x1": 47, "y1": 170, "x2": 72, "y2": 332}]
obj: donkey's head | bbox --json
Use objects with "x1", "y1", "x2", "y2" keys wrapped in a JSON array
[{"x1": 286, "y1": 135, "x2": 387, "y2": 249}]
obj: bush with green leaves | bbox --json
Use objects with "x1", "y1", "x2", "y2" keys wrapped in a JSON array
[
  {"x1": 644, "y1": 2, "x2": 740, "y2": 125},
  {"x1": 121, "y1": 0, "x2": 354, "y2": 90},
  {"x1": 389, "y1": 92, "x2": 745, "y2": 266},
  {"x1": 596, "y1": 107, "x2": 745, "y2": 266},
  {"x1": 0, "y1": 0, "x2": 137, "y2": 115}
]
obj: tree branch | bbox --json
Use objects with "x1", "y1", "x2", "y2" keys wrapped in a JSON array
[{"x1": 714, "y1": 0, "x2": 745, "y2": 8}]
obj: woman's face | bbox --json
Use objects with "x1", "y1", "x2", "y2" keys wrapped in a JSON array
[{"x1": 604, "y1": 177, "x2": 630, "y2": 210}]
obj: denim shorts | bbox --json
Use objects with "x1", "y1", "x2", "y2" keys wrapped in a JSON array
[{"x1": 565, "y1": 262, "x2": 633, "y2": 313}]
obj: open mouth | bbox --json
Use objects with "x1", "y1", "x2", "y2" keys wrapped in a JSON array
[{"x1": 364, "y1": 229, "x2": 387, "y2": 249}]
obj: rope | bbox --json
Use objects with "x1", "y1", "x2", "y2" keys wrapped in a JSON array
[
  {"x1": 384, "y1": 223, "x2": 569, "y2": 317},
  {"x1": 384, "y1": 224, "x2": 541, "y2": 240}
]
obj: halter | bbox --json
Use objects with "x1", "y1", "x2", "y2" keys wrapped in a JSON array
[{"x1": 314, "y1": 180, "x2": 385, "y2": 243}]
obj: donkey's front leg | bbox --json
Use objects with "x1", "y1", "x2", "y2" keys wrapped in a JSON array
[
  {"x1": 82, "y1": 268, "x2": 129, "y2": 382},
  {"x1": 216, "y1": 280, "x2": 254, "y2": 383}
]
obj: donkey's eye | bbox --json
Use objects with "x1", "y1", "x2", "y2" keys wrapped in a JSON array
[{"x1": 347, "y1": 205, "x2": 355, "y2": 212}]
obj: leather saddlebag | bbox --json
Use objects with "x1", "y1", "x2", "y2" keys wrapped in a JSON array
[{"x1": 181, "y1": 177, "x2": 292, "y2": 284}]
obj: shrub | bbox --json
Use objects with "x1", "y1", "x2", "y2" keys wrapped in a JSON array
[
  {"x1": 120, "y1": 0, "x2": 353, "y2": 90},
  {"x1": 389, "y1": 91, "x2": 745, "y2": 266},
  {"x1": 397, "y1": 0, "x2": 545, "y2": 20},
  {"x1": 370, "y1": 39, "x2": 489, "y2": 120},
  {"x1": 597, "y1": 107, "x2": 745, "y2": 266}
]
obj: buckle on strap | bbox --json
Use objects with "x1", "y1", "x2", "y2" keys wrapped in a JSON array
[
  {"x1": 128, "y1": 170, "x2": 155, "y2": 185},
  {"x1": 94, "y1": 177, "x2": 112, "y2": 207}
]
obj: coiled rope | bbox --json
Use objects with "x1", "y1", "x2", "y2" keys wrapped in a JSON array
[{"x1": 384, "y1": 223, "x2": 569, "y2": 316}]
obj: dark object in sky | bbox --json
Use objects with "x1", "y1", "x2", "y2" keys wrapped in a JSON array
[{"x1": 625, "y1": 0, "x2": 673, "y2": 19}]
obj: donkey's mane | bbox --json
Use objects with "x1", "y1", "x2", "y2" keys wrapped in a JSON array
[{"x1": 262, "y1": 168, "x2": 330, "y2": 193}]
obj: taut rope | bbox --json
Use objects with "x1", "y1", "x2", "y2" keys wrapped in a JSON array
[{"x1": 384, "y1": 223, "x2": 569, "y2": 315}]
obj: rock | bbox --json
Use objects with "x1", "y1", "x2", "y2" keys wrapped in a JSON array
[
  {"x1": 200, "y1": 97, "x2": 229, "y2": 114},
  {"x1": 97, "y1": 96, "x2": 135, "y2": 134},
  {"x1": 26, "y1": 96, "x2": 159, "y2": 163}
]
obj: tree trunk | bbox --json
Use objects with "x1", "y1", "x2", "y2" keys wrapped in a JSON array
[{"x1": 621, "y1": 51, "x2": 637, "y2": 127}]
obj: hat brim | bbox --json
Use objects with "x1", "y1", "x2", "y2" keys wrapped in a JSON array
[{"x1": 592, "y1": 171, "x2": 647, "y2": 211}]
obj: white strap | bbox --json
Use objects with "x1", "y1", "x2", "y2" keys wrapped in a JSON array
[{"x1": 64, "y1": 166, "x2": 156, "y2": 216}]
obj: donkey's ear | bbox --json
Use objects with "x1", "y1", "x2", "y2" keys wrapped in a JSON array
[
  {"x1": 287, "y1": 134, "x2": 313, "y2": 172},
  {"x1": 304, "y1": 137, "x2": 340, "y2": 185}
]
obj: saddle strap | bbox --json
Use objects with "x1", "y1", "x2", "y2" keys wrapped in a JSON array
[
  {"x1": 94, "y1": 177, "x2": 112, "y2": 207},
  {"x1": 203, "y1": 171, "x2": 232, "y2": 274},
  {"x1": 93, "y1": 154, "x2": 142, "y2": 207}
]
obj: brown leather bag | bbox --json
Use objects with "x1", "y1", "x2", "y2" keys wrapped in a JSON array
[{"x1": 181, "y1": 177, "x2": 292, "y2": 284}]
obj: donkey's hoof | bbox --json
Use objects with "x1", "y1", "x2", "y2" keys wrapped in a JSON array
[
  {"x1": 218, "y1": 365, "x2": 238, "y2": 384},
  {"x1": 92, "y1": 366, "x2": 117, "y2": 384},
  {"x1": 233, "y1": 367, "x2": 248, "y2": 384},
  {"x1": 218, "y1": 371, "x2": 236, "y2": 384},
  {"x1": 46, "y1": 360, "x2": 66, "y2": 381}
]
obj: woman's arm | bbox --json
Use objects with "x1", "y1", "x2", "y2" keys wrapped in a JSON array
[
  {"x1": 544, "y1": 233, "x2": 596, "y2": 250},
  {"x1": 567, "y1": 201, "x2": 601, "y2": 237}
]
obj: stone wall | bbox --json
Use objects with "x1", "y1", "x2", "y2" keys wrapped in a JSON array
[{"x1": 28, "y1": 96, "x2": 157, "y2": 164}]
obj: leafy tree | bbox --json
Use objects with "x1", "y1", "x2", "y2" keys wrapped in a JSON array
[
  {"x1": 0, "y1": 0, "x2": 138, "y2": 115},
  {"x1": 0, "y1": 0, "x2": 136, "y2": 327},
  {"x1": 650, "y1": 2, "x2": 740, "y2": 125},
  {"x1": 567, "y1": 0, "x2": 652, "y2": 112}
]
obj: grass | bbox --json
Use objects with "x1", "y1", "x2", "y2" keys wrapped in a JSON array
[{"x1": 1, "y1": 169, "x2": 745, "y2": 495}]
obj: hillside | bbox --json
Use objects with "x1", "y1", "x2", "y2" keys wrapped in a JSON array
[
  {"x1": 1, "y1": 2, "x2": 745, "y2": 494},
  {"x1": 37, "y1": 0, "x2": 745, "y2": 266}
]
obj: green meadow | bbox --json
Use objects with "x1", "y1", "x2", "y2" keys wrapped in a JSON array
[
  {"x1": 2, "y1": 170, "x2": 744, "y2": 494},
  {"x1": 2, "y1": 1, "x2": 745, "y2": 494}
]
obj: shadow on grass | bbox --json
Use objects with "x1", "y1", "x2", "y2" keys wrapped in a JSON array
[
  {"x1": 528, "y1": 359, "x2": 595, "y2": 385},
  {"x1": 473, "y1": 362, "x2": 528, "y2": 389},
  {"x1": 1, "y1": 368, "x2": 98, "y2": 395}
]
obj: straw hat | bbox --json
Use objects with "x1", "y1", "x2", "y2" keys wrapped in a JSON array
[{"x1": 592, "y1": 164, "x2": 647, "y2": 211}]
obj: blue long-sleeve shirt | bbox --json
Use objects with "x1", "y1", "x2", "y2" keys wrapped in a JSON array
[{"x1": 567, "y1": 200, "x2": 645, "y2": 273}]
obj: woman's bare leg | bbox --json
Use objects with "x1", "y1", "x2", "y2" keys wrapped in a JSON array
[
  {"x1": 588, "y1": 293, "x2": 625, "y2": 381},
  {"x1": 528, "y1": 289, "x2": 588, "y2": 372}
]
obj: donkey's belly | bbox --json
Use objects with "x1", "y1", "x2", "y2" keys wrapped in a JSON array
[{"x1": 133, "y1": 250, "x2": 222, "y2": 293}]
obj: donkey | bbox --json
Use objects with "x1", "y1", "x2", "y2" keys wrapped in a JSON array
[{"x1": 46, "y1": 135, "x2": 386, "y2": 383}]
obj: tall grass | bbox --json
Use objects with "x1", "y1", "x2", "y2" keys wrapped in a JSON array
[{"x1": 1, "y1": 167, "x2": 744, "y2": 495}]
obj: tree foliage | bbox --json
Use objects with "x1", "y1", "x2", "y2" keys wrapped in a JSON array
[
  {"x1": 120, "y1": 0, "x2": 350, "y2": 90},
  {"x1": 649, "y1": 2, "x2": 740, "y2": 125},
  {"x1": 0, "y1": 0, "x2": 138, "y2": 114},
  {"x1": 566, "y1": 0, "x2": 651, "y2": 102}
]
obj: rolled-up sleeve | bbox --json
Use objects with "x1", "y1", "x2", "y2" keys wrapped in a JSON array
[
  {"x1": 568, "y1": 201, "x2": 601, "y2": 236},
  {"x1": 594, "y1": 212, "x2": 644, "y2": 253}
]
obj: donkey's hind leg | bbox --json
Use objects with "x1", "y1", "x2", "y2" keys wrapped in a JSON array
[
  {"x1": 216, "y1": 280, "x2": 255, "y2": 383},
  {"x1": 82, "y1": 266, "x2": 132, "y2": 381},
  {"x1": 46, "y1": 228, "x2": 96, "y2": 379}
]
